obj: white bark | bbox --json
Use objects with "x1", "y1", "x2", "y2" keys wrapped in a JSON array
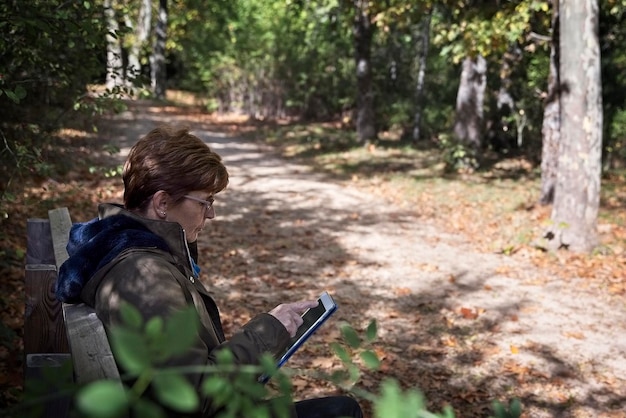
[{"x1": 549, "y1": 0, "x2": 603, "y2": 252}]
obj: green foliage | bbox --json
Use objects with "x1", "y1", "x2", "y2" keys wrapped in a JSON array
[
  {"x1": 0, "y1": 0, "x2": 131, "y2": 213},
  {"x1": 76, "y1": 381, "x2": 129, "y2": 418},
  {"x1": 168, "y1": 0, "x2": 354, "y2": 119},
  {"x1": 76, "y1": 303, "x2": 293, "y2": 418},
  {"x1": 437, "y1": 135, "x2": 479, "y2": 172},
  {"x1": 150, "y1": 0, "x2": 626, "y2": 166},
  {"x1": 331, "y1": 321, "x2": 522, "y2": 418},
  {"x1": 16, "y1": 304, "x2": 522, "y2": 418},
  {"x1": 375, "y1": 379, "x2": 455, "y2": 418},
  {"x1": 492, "y1": 399, "x2": 522, "y2": 418}
]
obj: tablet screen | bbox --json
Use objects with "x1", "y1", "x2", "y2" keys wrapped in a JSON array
[{"x1": 289, "y1": 300, "x2": 327, "y2": 345}]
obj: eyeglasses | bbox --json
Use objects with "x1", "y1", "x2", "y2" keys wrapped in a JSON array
[{"x1": 183, "y1": 195, "x2": 215, "y2": 217}]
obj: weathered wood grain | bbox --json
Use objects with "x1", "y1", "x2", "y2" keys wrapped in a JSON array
[{"x1": 47, "y1": 207, "x2": 122, "y2": 385}]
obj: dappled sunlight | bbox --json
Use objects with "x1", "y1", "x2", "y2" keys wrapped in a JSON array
[{"x1": 2, "y1": 100, "x2": 625, "y2": 417}]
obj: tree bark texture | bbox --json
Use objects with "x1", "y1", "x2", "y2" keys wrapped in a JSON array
[
  {"x1": 453, "y1": 55, "x2": 487, "y2": 151},
  {"x1": 412, "y1": 13, "x2": 431, "y2": 143},
  {"x1": 151, "y1": 0, "x2": 168, "y2": 100},
  {"x1": 127, "y1": 0, "x2": 152, "y2": 84},
  {"x1": 540, "y1": 0, "x2": 561, "y2": 205},
  {"x1": 353, "y1": 0, "x2": 376, "y2": 143},
  {"x1": 104, "y1": 0, "x2": 123, "y2": 89},
  {"x1": 549, "y1": 0, "x2": 603, "y2": 252}
]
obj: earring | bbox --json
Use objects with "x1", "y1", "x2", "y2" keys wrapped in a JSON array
[{"x1": 161, "y1": 211, "x2": 166, "y2": 217}]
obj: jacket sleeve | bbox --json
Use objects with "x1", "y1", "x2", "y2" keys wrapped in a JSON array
[{"x1": 219, "y1": 313, "x2": 291, "y2": 364}]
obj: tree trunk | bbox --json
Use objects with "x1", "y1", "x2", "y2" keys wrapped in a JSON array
[
  {"x1": 412, "y1": 12, "x2": 431, "y2": 143},
  {"x1": 496, "y1": 46, "x2": 524, "y2": 149},
  {"x1": 539, "y1": 0, "x2": 561, "y2": 205},
  {"x1": 104, "y1": 0, "x2": 123, "y2": 90},
  {"x1": 547, "y1": 0, "x2": 602, "y2": 252},
  {"x1": 453, "y1": 55, "x2": 487, "y2": 154},
  {"x1": 127, "y1": 0, "x2": 152, "y2": 85},
  {"x1": 353, "y1": 0, "x2": 376, "y2": 143},
  {"x1": 151, "y1": 0, "x2": 168, "y2": 100}
]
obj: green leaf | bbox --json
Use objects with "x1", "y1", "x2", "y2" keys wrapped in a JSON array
[
  {"x1": 132, "y1": 398, "x2": 166, "y2": 418},
  {"x1": 202, "y1": 375, "x2": 228, "y2": 396},
  {"x1": 275, "y1": 372, "x2": 293, "y2": 395},
  {"x1": 253, "y1": 405, "x2": 271, "y2": 418},
  {"x1": 510, "y1": 399, "x2": 522, "y2": 417},
  {"x1": 258, "y1": 353, "x2": 279, "y2": 380},
  {"x1": 160, "y1": 307, "x2": 200, "y2": 358},
  {"x1": 330, "y1": 369, "x2": 350, "y2": 384},
  {"x1": 215, "y1": 348, "x2": 235, "y2": 365},
  {"x1": 14, "y1": 85, "x2": 26, "y2": 100},
  {"x1": 76, "y1": 381, "x2": 128, "y2": 418},
  {"x1": 4, "y1": 89, "x2": 20, "y2": 103},
  {"x1": 374, "y1": 379, "x2": 401, "y2": 418},
  {"x1": 152, "y1": 372, "x2": 199, "y2": 412},
  {"x1": 119, "y1": 303, "x2": 143, "y2": 330},
  {"x1": 348, "y1": 363, "x2": 360, "y2": 382},
  {"x1": 365, "y1": 319, "x2": 378, "y2": 342},
  {"x1": 374, "y1": 379, "x2": 426, "y2": 418},
  {"x1": 109, "y1": 327, "x2": 151, "y2": 374},
  {"x1": 330, "y1": 342, "x2": 351, "y2": 363},
  {"x1": 145, "y1": 316, "x2": 164, "y2": 340},
  {"x1": 234, "y1": 374, "x2": 267, "y2": 400},
  {"x1": 360, "y1": 350, "x2": 380, "y2": 370},
  {"x1": 340, "y1": 323, "x2": 361, "y2": 349}
]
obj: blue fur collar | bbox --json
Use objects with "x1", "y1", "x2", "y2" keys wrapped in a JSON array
[{"x1": 55, "y1": 215, "x2": 170, "y2": 303}]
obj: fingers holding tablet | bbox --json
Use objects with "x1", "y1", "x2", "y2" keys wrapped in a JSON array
[
  {"x1": 276, "y1": 292, "x2": 338, "y2": 368},
  {"x1": 260, "y1": 292, "x2": 338, "y2": 383},
  {"x1": 269, "y1": 300, "x2": 319, "y2": 337}
]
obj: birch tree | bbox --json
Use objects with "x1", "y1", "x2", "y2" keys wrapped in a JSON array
[
  {"x1": 539, "y1": 0, "x2": 560, "y2": 205},
  {"x1": 104, "y1": 0, "x2": 124, "y2": 90},
  {"x1": 127, "y1": 0, "x2": 152, "y2": 85},
  {"x1": 546, "y1": 0, "x2": 603, "y2": 252},
  {"x1": 151, "y1": 0, "x2": 168, "y2": 99}
]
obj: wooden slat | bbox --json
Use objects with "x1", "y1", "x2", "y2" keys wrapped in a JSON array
[
  {"x1": 23, "y1": 268, "x2": 69, "y2": 354},
  {"x1": 26, "y1": 218, "x2": 55, "y2": 265},
  {"x1": 62, "y1": 304, "x2": 121, "y2": 384},
  {"x1": 23, "y1": 356, "x2": 72, "y2": 418},
  {"x1": 48, "y1": 207, "x2": 72, "y2": 268},
  {"x1": 24, "y1": 218, "x2": 72, "y2": 418},
  {"x1": 47, "y1": 207, "x2": 122, "y2": 385}
]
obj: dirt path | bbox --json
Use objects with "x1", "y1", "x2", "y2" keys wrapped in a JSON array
[{"x1": 100, "y1": 101, "x2": 626, "y2": 418}]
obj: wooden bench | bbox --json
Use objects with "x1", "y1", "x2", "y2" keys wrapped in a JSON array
[{"x1": 24, "y1": 208, "x2": 121, "y2": 417}]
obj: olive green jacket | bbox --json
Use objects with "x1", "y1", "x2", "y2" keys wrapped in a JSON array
[{"x1": 76, "y1": 204, "x2": 292, "y2": 417}]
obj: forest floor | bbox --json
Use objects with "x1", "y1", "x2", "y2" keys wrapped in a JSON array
[{"x1": 1, "y1": 97, "x2": 626, "y2": 418}]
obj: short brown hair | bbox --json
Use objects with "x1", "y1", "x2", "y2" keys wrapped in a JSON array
[{"x1": 123, "y1": 125, "x2": 229, "y2": 211}]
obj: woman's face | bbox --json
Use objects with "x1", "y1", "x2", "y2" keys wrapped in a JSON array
[{"x1": 167, "y1": 191, "x2": 216, "y2": 242}]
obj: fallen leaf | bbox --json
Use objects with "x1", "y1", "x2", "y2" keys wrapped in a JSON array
[
  {"x1": 562, "y1": 331, "x2": 585, "y2": 340},
  {"x1": 460, "y1": 307, "x2": 479, "y2": 319},
  {"x1": 394, "y1": 287, "x2": 411, "y2": 296}
]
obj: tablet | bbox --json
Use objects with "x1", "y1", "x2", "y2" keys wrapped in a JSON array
[{"x1": 261, "y1": 292, "x2": 337, "y2": 382}]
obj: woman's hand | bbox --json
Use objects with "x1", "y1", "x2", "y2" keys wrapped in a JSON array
[{"x1": 269, "y1": 300, "x2": 319, "y2": 337}]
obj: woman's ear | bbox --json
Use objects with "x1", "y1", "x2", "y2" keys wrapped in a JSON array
[{"x1": 152, "y1": 190, "x2": 169, "y2": 219}]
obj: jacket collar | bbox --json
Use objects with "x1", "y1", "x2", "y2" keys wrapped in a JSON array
[
  {"x1": 55, "y1": 204, "x2": 197, "y2": 304},
  {"x1": 98, "y1": 203, "x2": 195, "y2": 273}
]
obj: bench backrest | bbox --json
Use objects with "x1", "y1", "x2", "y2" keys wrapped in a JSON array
[
  {"x1": 24, "y1": 215, "x2": 72, "y2": 418},
  {"x1": 24, "y1": 208, "x2": 121, "y2": 417},
  {"x1": 49, "y1": 208, "x2": 121, "y2": 385}
]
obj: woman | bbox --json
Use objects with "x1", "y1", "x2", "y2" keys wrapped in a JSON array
[{"x1": 55, "y1": 126, "x2": 362, "y2": 418}]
